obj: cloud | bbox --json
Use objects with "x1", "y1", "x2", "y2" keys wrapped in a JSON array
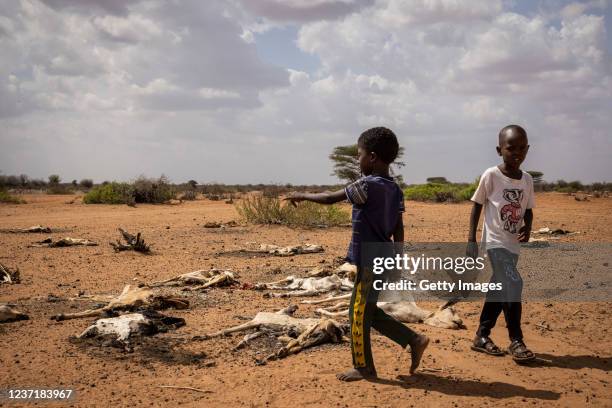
[
  {"x1": 238, "y1": 0, "x2": 375, "y2": 22},
  {"x1": 0, "y1": 0, "x2": 288, "y2": 118},
  {"x1": 0, "y1": 0, "x2": 610, "y2": 184}
]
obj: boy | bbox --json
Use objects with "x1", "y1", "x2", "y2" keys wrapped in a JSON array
[
  {"x1": 286, "y1": 127, "x2": 429, "y2": 382},
  {"x1": 467, "y1": 124, "x2": 536, "y2": 362}
]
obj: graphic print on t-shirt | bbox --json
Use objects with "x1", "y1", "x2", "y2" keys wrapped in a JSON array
[{"x1": 500, "y1": 189, "x2": 523, "y2": 233}]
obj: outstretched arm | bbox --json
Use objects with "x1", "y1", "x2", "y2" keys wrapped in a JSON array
[
  {"x1": 284, "y1": 189, "x2": 347, "y2": 206},
  {"x1": 466, "y1": 202, "x2": 482, "y2": 258}
]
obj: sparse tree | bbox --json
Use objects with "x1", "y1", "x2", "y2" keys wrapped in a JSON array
[
  {"x1": 330, "y1": 144, "x2": 405, "y2": 183},
  {"x1": 187, "y1": 179, "x2": 198, "y2": 190},
  {"x1": 527, "y1": 171, "x2": 544, "y2": 185},
  {"x1": 426, "y1": 177, "x2": 449, "y2": 184},
  {"x1": 79, "y1": 179, "x2": 94, "y2": 189},
  {"x1": 19, "y1": 174, "x2": 29, "y2": 187},
  {"x1": 48, "y1": 174, "x2": 61, "y2": 185}
]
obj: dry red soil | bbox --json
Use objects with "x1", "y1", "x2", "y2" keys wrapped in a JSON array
[{"x1": 1, "y1": 193, "x2": 610, "y2": 407}]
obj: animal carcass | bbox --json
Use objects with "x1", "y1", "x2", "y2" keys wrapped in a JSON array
[
  {"x1": 51, "y1": 285, "x2": 189, "y2": 321},
  {"x1": 29, "y1": 237, "x2": 97, "y2": 248},
  {"x1": 149, "y1": 269, "x2": 238, "y2": 290},
  {"x1": 255, "y1": 274, "x2": 353, "y2": 297},
  {"x1": 311, "y1": 296, "x2": 465, "y2": 330},
  {"x1": 0, "y1": 263, "x2": 20, "y2": 284},
  {"x1": 202, "y1": 305, "x2": 346, "y2": 362},
  {"x1": 0, "y1": 304, "x2": 29, "y2": 323},
  {"x1": 248, "y1": 243, "x2": 324, "y2": 256},
  {"x1": 77, "y1": 311, "x2": 185, "y2": 344}
]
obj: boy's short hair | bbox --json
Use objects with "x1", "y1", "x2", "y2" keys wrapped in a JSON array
[
  {"x1": 498, "y1": 124, "x2": 527, "y2": 144},
  {"x1": 358, "y1": 127, "x2": 399, "y2": 164}
]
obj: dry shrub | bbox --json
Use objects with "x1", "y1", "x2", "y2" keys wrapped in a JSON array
[
  {"x1": 0, "y1": 189, "x2": 25, "y2": 204},
  {"x1": 236, "y1": 195, "x2": 349, "y2": 227},
  {"x1": 180, "y1": 190, "x2": 198, "y2": 201}
]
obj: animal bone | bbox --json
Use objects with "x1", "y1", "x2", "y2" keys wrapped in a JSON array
[
  {"x1": 148, "y1": 269, "x2": 238, "y2": 290},
  {"x1": 77, "y1": 311, "x2": 185, "y2": 343},
  {"x1": 110, "y1": 228, "x2": 150, "y2": 253},
  {"x1": 313, "y1": 298, "x2": 465, "y2": 330},
  {"x1": 0, "y1": 304, "x2": 29, "y2": 323},
  {"x1": 51, "y1": 285, "x2": 189, "y2": 321},
  {"x1": 255, "y1": 274, "x2": 353, "y2": 298},
  {"x1": 29, "y1": 237, "x2": 97, "y2": 248},
  {"x1": 0, "y1": 263, "x2": 20, "y2": 284}
]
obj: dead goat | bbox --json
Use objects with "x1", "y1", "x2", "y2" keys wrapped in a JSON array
[
  {"x1": 0, "y1": 263, "x2": 20, "y2": 284},
  {"x1": 76, "y1": 310, "x2": 185, "y2": 344},
  {"x1": 255, "y1": 274, "x2": 353, "y2": 298},
  {"x1": 110, "y1": 228, "x2": 150, "y2": 253},
  {"x1": 148, "y1": 269, "x2": 239, "y2": 290},
  {"x1": 51, "y1": 285, "x2": 189, "y2": 321},
  {"x1": 29, "y1": 237, "x2": 97, "y2": 248},
  {"x1": 0, "y1": 304, "x2": 29, "y2": 323},
  {"x1": 6, "y1": 225, "x2": 52, "y2": 233},
  {"x1": 202, "y1": 305, "x2": 346, "y2": 362},
  {"x1": 308, "y1": 295, "x2": 465, "y2": 330},
  {"x1": 243, "y1": 243, "x2": 324, "y2": 257}
]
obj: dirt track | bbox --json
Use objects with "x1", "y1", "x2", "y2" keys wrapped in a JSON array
[{"x1": 1, "y1": 193, "x2": 610, "y2": 407}]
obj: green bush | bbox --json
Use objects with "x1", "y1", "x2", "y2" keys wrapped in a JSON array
[
  {"x1": 46, "y1": 185, "x2": 74, "y2": 194},
  {"x1": 236, "y1": 195, "x2": 349, "y2": 227},
  {"x1": 0, "y1": 189, "x2": 26, "y2": 204},
  {"x1": 404, "y1": 180, "x2": 478, "y2": 203},
  {"x1": 83, "y1": 176, "x2": 176, "y2": 204},
  {"x1": 132, "y1": 175, "x2": 175, "y2": 203},
  {"x1": 83, "y1": 182, "x2": 133, "y2": 204}
]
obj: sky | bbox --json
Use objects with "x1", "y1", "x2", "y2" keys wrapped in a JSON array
[{"x1": 0, "y1": 0, "x2": 610, "y2": 184}]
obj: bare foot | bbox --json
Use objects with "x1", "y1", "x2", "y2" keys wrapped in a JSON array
[
  {"x1": 336, "y1": 368, "x2": 376, "y2": 382},
  {"x1": 409, "y1": 334, "x2": 430, "y2": 374}
]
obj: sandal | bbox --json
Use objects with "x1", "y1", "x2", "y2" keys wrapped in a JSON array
[
  {"x1": 508, "y1": 340, "x2": 536, "y2": 362},
  {"x1": 471, "y1": 336, "x2": 505, "y2": 356}
]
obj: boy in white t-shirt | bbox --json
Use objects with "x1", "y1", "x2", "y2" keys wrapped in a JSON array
[{"x1": 466, "y1": 124, "x2": 536, "y2": 362}]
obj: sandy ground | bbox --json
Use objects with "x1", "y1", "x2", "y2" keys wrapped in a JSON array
[{"x1": 0, "y1": 193, "x2": 610, "y2": 407}]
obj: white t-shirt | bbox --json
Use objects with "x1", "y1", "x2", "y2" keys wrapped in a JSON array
[{"x1": 471, "y1": 166, "x2": 535, "y2": 254}]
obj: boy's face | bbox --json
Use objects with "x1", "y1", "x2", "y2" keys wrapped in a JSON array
[
  {"x1": 497, "y1": 129, "x2": 529, "y2": 170},
  {"x1": 357, "y1": 144, "x2": 375, "y2": 176}
]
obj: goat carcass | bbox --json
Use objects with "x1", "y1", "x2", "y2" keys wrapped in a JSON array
[
  {"x1": 30, "y1": 237, "x2": 97, "y2": 248},
  {"x1": 311, "y1": 296, "x2": 465, "y2": 330},
  {"x1": 255, "y1": 274, "x2": 353, "y2": 297},
  {"x1": 203, "y1": 305, "x2": 346, "y2": 361},
  {"x1": 250, "y1": 243, "x2": 324, "y2": 256},
  {"x1": 77, "y1": 311, "x2": 185, "y2": 343},
  {"x1": 0, "y1": 304, "x2": 29, "y2": 323},
  {"x1": 51, "y1": 285, "x2": 189, "y2": 321},
  {"x1": 149, "y1": 269, "x2": 238, "y2": 290},
  {"x1": 0, "y1": 263, "x2": 20, "y2": 284}
]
